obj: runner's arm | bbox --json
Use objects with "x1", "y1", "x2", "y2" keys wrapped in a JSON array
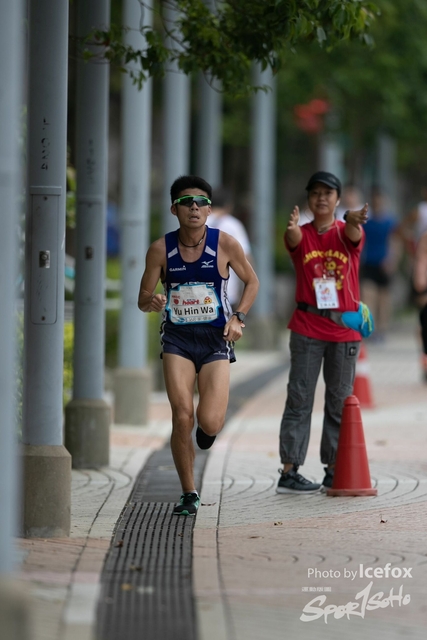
[
  {"x1": 138, "y1": 239, "x2": 167, "y2": 312},
  {"x1": 221, "y1": 236, "x2": 259, "y2": 341}
]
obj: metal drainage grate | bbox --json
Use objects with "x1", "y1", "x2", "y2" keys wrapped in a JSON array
[{"x1": 96, "y1": 502, "x2": 196, "y2": 640}]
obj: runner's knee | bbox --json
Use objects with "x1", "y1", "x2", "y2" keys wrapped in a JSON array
[
  {"x1": 197, "y1": 413, "x2": 224, "y2": 436},
  {"x1": 171, "y1": 406, "x2": 195, "y2": 431}
]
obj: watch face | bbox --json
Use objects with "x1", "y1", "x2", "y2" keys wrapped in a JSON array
[{"x1": 235, "y1": 312, "x2": 246, "y2": 322}]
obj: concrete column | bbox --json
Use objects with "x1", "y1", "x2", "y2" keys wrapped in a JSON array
[
  {"x1": 250, "y1": 65, "x2": 277, "y2": 348},
  {"x1": 114, "y1": 0, "x2": 153, "y2": 426},
  {"x1": 0, "y1": 0, "x2": 22, "y2": 577},
  {"x1": 64, "y1": 0, "x2": 111, "y2": 467},
  {"x1": 377, "y1": 133, "x2": 399, "y2": 215},
  {"x1": 319, "y1": 134, "x2": 344, "y2": 180},
  {"x1": 196, "y1": 74, "x2": 222, "y2": 189},
  {"x1": 195, "y1": 0, "x2": 222, "y2": 188},
  {"x1": 162, "y1": 4, "x2": 191, "y2": 234},
  {"x1": 0, "y1": 0, "x2": 32, "y2": 634},
  {"x1": 22, "y1": 0, "x2": 71, "y2": 538},
  {"x1": 0, "y1": 579, "x2": 31, "y2": 640}
]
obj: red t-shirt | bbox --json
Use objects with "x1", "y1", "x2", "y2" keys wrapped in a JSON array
[{"x1": 286, "y1": 221, "x2": 364, "y2": 342}]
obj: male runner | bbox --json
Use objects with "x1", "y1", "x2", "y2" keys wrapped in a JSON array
[{"x1": 138, "y1": 175, "x2": 259, "y2": 515}]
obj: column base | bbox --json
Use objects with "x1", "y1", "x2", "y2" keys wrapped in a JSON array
[
  {"x1": 0, "y1": 578, "x2": 31, "y2": 640},
  {"x1": 64, "y1": 399, "x2": 111, "y2": 469},
  {"x1": 114, "y1": 368, "x2": 151, "y2": 426},
  {"x1": 246, "y1": 316, "x2": 279, "y2": 350},
  {"x1": 21, "y1": 444, "x2": 71, "y2": 537}
]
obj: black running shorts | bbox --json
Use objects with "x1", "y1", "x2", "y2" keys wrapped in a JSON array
[{"x1": 160, "y1": 323, "x2": 236, "y2": 373}]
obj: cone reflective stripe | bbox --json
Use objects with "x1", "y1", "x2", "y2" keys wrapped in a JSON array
[
  {"x1": 353, "y1": 343, "x2": 374, "y2": 409},
  {"x1": 327, "y1": 395, "x2": 377, "y2": 497}
]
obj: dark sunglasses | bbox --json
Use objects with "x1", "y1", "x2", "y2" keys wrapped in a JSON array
[{"x1": 173, "y1": 195, "x2": 211, "y2": 208}]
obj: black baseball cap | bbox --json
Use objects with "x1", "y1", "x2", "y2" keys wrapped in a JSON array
[{"x1": 305, "y1": 171, "x2": 342, "y2": 197}]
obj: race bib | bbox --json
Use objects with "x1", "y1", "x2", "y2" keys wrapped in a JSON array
[
  {"x1": 313, "y1": 278, "x2": 339, "y2": 309},
  {"x1": 166, "y1": 283, "x2": 220, "y2": 324}
]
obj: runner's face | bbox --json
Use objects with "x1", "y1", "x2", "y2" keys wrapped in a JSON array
[
  {"x1": 308, "y1": 183, "x2": 339, "y2": 218},
  {"x1": 171, "y1": 188, "x2": 211, "y2": 227}
]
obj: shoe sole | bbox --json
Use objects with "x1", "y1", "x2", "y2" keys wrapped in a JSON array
[
  {"x1": 276, "y1": 486, "x2": 321, "y2": 494},
  {"x1": 173, "y1": 510, "x2": 197, "y2": 516}
]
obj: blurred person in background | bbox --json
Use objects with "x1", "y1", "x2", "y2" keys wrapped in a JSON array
[
  {"x1": 412, "y1": 230, "x2": 427, "y2": 381},
  {"x1": 209, "y1": 187, "x2": 253, "y2": 309},
  {"x1": 398, "y1": 186, "x2": 427, "y2": 258},
  {"x1": 335, "y1": 183, "x2": 364, "y2": 222},
  {"x1": 360, "y1": 187, "x2": 400, "y2": 343}
]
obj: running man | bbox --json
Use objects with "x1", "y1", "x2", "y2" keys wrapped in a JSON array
[{"x1": 138, "y1": 175, "x2": 259, "y2": 515}]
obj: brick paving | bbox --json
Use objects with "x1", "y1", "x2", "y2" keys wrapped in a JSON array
[
  {"x1": 15, "y1": 318, "x2": 427, "y2": 639},
  {"x1": 194, "y1": 322, "x2": 427, "y2": 640},
  {"x1": 17, "y1": 418, "x2": 172, "y2": 640}
]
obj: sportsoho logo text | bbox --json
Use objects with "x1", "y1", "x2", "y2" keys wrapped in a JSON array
[{"x1": 300, "y1": 564, "x2": 412, "y2": 623}]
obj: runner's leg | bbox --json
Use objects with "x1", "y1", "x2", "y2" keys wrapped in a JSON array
[
  {"x1": 197, "y1": 359, "x2": 230, "y2": 436},
  {"x1": 163, "y1": 353, "x2": 197, "y2": 493}
]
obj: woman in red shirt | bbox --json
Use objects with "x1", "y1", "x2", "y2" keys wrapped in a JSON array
[{"x1": 277, "y1": 171, "x2": 369, "y2": 494}]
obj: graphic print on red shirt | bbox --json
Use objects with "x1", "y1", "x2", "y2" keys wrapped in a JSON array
[{"x1": 286, "y1": 221, "x2": 364, "y2": 342}]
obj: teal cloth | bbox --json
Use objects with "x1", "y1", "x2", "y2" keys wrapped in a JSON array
[{"x1": 341, "y1": 302, "x2": 374, "y2": 338}]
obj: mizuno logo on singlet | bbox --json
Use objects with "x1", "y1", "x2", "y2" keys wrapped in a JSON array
[
  {"x1": 170, "y1": 267, "x2": 186, "y2": 271},
  {"x1": 201, "y1": 260, "x2": 214, "y2": 268}
]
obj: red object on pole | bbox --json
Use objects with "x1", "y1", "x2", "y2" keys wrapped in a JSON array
[
  {"x1": 353, "y1": 343, "x2": 375, "y2": 408},
  {"x1": 327, "y1": 395, "x2": 377, "y2": 497}
]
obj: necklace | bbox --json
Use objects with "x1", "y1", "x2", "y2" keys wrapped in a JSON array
[
  {"x1": 316, "y1": 221, "x2": 336, "y2": 235},
  {"x1": 178, "y1": 226, "x2": 206, "y2": 248}
]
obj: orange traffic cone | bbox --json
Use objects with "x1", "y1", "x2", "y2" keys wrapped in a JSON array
[
  {"x1": 353, "y1": 343, "x2": 374, "y2": 408},
  {"x1": 327, "y1": 395, "x2": 377, "y2": 497}
]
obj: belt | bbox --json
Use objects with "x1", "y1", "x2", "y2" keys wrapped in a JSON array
[{"x1": 296, "y1": 302, "x2": 346, "y2": 327}]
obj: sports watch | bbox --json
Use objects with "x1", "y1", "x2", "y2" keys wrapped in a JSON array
[{"x1": 232, "y1": 311, "x2": 246, "y2": 323}]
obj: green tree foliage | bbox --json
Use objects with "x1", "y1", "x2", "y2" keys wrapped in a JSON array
[
  {"x1": 276, "y1": 0, "x2": 427, "y2": 176},
  {"x1": 89, "y1": 0, "x2": 377, "y2": 95}
]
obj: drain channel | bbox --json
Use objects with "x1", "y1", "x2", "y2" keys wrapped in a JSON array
[
  {"x1": 96, "y1": 358, "x2": 288, "y2": 640},
  {"x1": 97, "y1": 503, "x2": 196, "y2": 640}
]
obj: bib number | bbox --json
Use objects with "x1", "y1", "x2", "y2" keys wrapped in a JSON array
[{"x1": 166, "y1": 284, "x2": 220, "y2": 324}]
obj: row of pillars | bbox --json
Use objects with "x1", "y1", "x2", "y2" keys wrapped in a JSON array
[
  {"x1": 1, "y1": 5, "x2": 400, "y2": 639},
  {"x1": 1, "y1": 0, "x2": 277, "y2": 586}
]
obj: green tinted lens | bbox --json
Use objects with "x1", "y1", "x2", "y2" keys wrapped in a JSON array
[{"x1": 174, "y1": 196, "x2": 211, "y2": 207}]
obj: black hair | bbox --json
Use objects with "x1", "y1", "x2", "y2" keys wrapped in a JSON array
[{"x1": 170, "y1": 175, "x2": 212, "y2": 203}]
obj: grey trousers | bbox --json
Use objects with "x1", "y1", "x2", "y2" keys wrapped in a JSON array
[{"x1": 279, "y1": 332, "x2": 360, "y2": 467}]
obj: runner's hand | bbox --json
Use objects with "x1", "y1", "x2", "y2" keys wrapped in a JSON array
[
  {"x1": 150, "y1": 293, "x2": 167, "y2": 312},
  {"x1": 223, "y1": 316, "x2": 244, "y2": 342}
]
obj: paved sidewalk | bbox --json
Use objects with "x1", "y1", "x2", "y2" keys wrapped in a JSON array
[
  {"x1": 16, "y1": 349, "x2": 285, "y2": 640},
  {"x1": 17, "y1": 419, "x2": 171, "y2": 640},
  {"x1": 15, "y1": 318, "x2": 427, "y2": 639},
  {"x1": 194, "y1": 322, "x2": 427, "y2": 639}
]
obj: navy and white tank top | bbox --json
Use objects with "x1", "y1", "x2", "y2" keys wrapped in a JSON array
[{"x1": 162, "y1": 226, "x2": 232, "y2": 328}]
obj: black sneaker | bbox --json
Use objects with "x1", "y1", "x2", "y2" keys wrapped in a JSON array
[
  {"x1": 196, "y1": 426, "x2": 216, "y2": 450},
  {"x1": 276, "y1": 466, "x2": 321, "y2": 494},
  {"x1": 173, "y1": 492, "x2": 201, "y2": 516},
  {"x1": 321, "y1": 466, "x2": 334, "y2": 490}
]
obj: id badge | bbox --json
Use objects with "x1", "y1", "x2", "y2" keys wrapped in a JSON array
[{"x1": 313, "y1": 278, "x2": 339, "y2": 309}]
